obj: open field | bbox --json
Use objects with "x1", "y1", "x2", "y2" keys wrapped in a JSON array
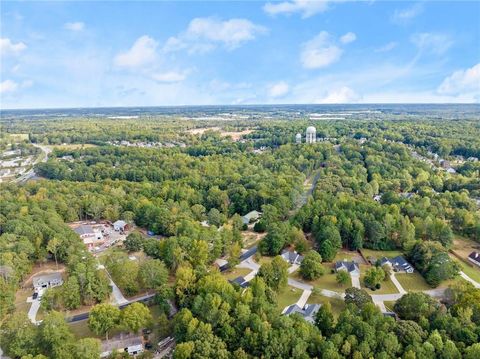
[
  {"x1": 395, "y1": 272, "x2": 432, "y2": 291},
  {"x1": 451, "y1": 236, "x2": 480, "y2": 259},
  {"x1": 222, "y1": 267, "x2": 252, "y2": 280},
  {"x1": 9, "y1": 133, "x2": 29, "y2": 141},
  {"x1": 292, "y1": 271, "x2": 351, "y2": 292},
  {"x1": 276, "y1": 286, "x2": 302, "y2": 311},
  {"x1": 307, "y1": 293, "x2": 345, "y2": 317},
  {"x1": 47, "y1": 143, "x2": 98, "y2": 150},
  {"x1": 453, "y1": 257, "x2": 480, "y2": 283},
  {"x1": 186, "y1": 127, "x2": 253, "y2": 141}
]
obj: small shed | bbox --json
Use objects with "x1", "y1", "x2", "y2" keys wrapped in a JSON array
[{"x1": 113, "y1": 220, "x2": 127, "y2": 231}]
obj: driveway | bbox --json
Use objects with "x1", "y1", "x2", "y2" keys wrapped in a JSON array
[
  {"x1": 296, "y1": 289, "x2": 312, "y2": 308},
  {"x1": 27, "y1": 298, "x2": 41, "y2": 324},
  {"x1": 390, "y1": 273, "x2": 406, "y2": 294},
  {"x1": 350, "y1": 273, "x2": 361, "y2": 289},
  {"x1": 288, "y1": 264, "x2": 300, "y2": 274},
  {"x1": 459, "y1": 271, "x2": 480, "y2": 288}
]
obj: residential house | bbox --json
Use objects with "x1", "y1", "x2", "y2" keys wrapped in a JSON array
[
  {"x1": 380, "y1": 256, "x2": 414, "y2": 273},
  {"x1": 284, "y1": 303, "x2": 321, "y2": 323},
  {"x1": 32, "y1": 272, "x2": 63, "y2": 291},
  {"x1": 113, "y1": 220, "x2": 127, "y2": 232},
  {"x1": 335, "y1": 261, "x2": 360, "y2": 276},
  {"x1": 468, "y1": 252, "x2": 480, "y2": 267},
  {"x1": 446, "y1": 167, "x2": 456, "y2": 174},
  {"x1": 281, "y1": 249, "x2": 304, "y2": 265},
  {"x1": 74, "y1": 224, "x2": 104, "y2": 250},
  {"x1": 242, "y1": 210, "x2": 262, "y2": 225},
  {"x1": 230, "y1": 276, "x2": 250, "y2": 288},
  {"x1": 100, "y1": 335, "x2": 144, "y2": 358}
]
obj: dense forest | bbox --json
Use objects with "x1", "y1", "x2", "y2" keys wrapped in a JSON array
[{"x1": 1, "y1": 112, "x2": 480, "y2": 358}]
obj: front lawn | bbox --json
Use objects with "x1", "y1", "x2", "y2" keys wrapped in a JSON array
[
  {"x1": 306, "y1": 293, "x2": 345, "y2": 317},
  {"x1": 359, "y1": 267, "x2": 399, "y2": 295},
  {"x1": 276, "y1": 286, "x2": 302, "y2": 311},
  {"x1": 451, "y1": 255, "x2": 480, "y2": 283},
  {"x1": 292, "y1": 271, "x2": 351, "y2": 292},
  {"x1": 395, "y1": 272, "x2": 431, "y2": 291},
  {"x1": 222, "y1": 267, "x2": 252, "y2": 281}
]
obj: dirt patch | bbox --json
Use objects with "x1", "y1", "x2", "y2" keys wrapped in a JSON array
[
  {"x1": 452, "y1": 237, "x2": 480, "y2": 259},
  {"x1": 186, "y1": 127, "x2": 253, "y2": 141},
  {"x1": 242, "y1": 230, "x2": 266, "y2": 248}
]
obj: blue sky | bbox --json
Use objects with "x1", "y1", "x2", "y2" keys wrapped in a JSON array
[{"x1": 1, "y1": 1, "x2": 479, "y2": 109}]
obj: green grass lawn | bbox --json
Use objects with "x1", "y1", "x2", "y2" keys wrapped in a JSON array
[
  {"x1": 222, "y1": 267, "x2": 252, "y2": 280},
  {"x1": 359, "y1": 266, "x2": 399, "y2": 295},
  {"x1": 292, "y1": 271, "x2": 351, "y2": 292},
  {"x1": 450, "y1": 255, "x2": 480, "y2": 283},
  {"x1": 384, "y1": 301, "x2": 397, "y2": 312},
  {"x1": 255, "y1": 255, "x2": 274, "y2": 266},
  {"x1": 333, "y1": 251, "x2": 358, "y2": 262},
  {"x1": 395, "y1": 272, "x2": 431, "y2": 291},
  {"x1": 306, "y1": 293, "x2": 345, "y2": 317},
  {"x1": 360, "y1": 249, "x2": 403, "y2": 262},
  {"x1": 276, "y1": 286, "x2": 302, "y2": 311}
]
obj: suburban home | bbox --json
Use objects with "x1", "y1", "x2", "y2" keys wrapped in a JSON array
[
  {"x1": 284, "y1": 303, "x2": 321, "y2": 323},
  {"x1": 32, "y1": 272, "x2": 63, "y2": 291},
  {"x1": 100, "y1": 335, "x2": 144, "y2": 358},
  {"x1": 74, "y1": 224, "x2": 104, "y2": 250},
  {"x1": 281, "y1": 249, "x2": 304, "y2": 265},
  {"x1": 380, "y1": 256, "x2": 414, "y2": 273},
  {"x1": 113, "y1": 220, "x2": 127, "y2": 232},
  {"x1": 242, "y1": 210, "x2": 262, "y2": 225},
  {"x1": 230, "y1": 276, "x2": 250, "y2": 288},
  {"x1": 468, "y1": 252, "x2": 480, "y2": 267},
  {"x1": 335, "y1": 261, "x2": 360, "y2": 275}
]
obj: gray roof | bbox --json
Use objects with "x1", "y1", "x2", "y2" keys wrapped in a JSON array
[
  {"x1": 230, "y1": 276, "x2": 249, "y2": 288},
  {"x1": 32, "y1": 272, "x2": 63, "y2": 287},
  {"x1": 74, "y1": 224, "x2": 94, "y2": 235},
  {"x1": 284, "y1": 303, "x2": 321, "y2": 322},
  {"x1": 390, "y1": 256, "x2": 413, "y2": 271},
  {"x1": 335, "y1": 261, "x2": 359, "y2": 273},
  {"x1": 113, "y1": 220, "x2": 126, "y2": 227},
  {"x1": 281, "y1": 250, "x2": 304, "y2": 264}
]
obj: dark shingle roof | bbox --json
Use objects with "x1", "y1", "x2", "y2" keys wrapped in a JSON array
[
  {"x1": 469, "y1": 252, "x2": 480, "y2": 263},
  {"x1": 74, "y1": 224, "x2": 94, "y2": 235}
]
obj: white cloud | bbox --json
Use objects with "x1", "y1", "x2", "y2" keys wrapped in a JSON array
[
  {"x1": 375, "y1": 41, "x2": 397, "y2": 53},
  {"x1": 1, "y1": 38, "x2": 27, "y2": 56},
  {"x1": 263, "y1": 0, "x2": 338, "y2": 18},
  {"x1": 114, "y1": 35, "x2": 158, "y2": 67},
  {"x1": 340, "y1": 32, "x2": 356, "y2": 44},
  {"x1": 64, "y1": 22, "x2": 85, "y2": 31},
  {"x1": 392, "y1": 3, "x2": 423, "y2": 24},
  {"x1": 411, "y1": 32, "x2": 453, "y2": 55},
  {"x1": 151, "y1": 70, "x2": 189, "y2": 83},
  {"x1": 0, "y1": 79, "x2": 32, "y2": 95},
  {"x1": 268, "y1": 81, "x2": 289, "y2": 98},
  {"x1": 300, "y1": 31, "x2": 343, "y2": 69},
  {"x1": 164, "y1": 17, "x2": 267, "y2": 53},
  {"x1": 0, "y1": 80, "x2": 19, "y2": 94},
  {"x1": 316, "y1": 86, "x2": 360, "y2": 103},
  {"x1": 438, "y1": 63, "x2": 480, "y2": 96}
]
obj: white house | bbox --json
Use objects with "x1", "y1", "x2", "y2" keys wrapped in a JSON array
[
  {"x1": 32, "y1": 272, "x2": 63, "y2": 291},
  {"x1": 242, "y1": 210, "x2": 262, "y2": 225},
  {"x1": 74, "y1": 224, "x2": 104, "y2": 250},
  {"x1": 113, "y1": 220, "x2": 127, "y2": 231}
]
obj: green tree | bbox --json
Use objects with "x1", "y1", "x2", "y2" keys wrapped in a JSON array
[
  {"x1": 62, "y1": 276, "x2": 81, "y2": 310},
  {"x1": 336, "y1": 270, "x2": 350, "y2": 286},
  {"x1": 39, "y1": 311, "x2": 74, "y2": 359},
  {"x1": 299, "y1": 250, "x2": 325, "y2": 280},
  {"x1": 47, "y1": 237, "x2": 60, "y2": 269},
  {"x1": 0, "y1": 312, "x2": 39, "y2": 358},
  {"x1": 124, "y1": 231, "x2": 144, "y2": 252},
  {"x1": 315, "y1": 301, "x2": 335, "y2": 337},
  {"x1": 121, "y1": 302, "x2": 152, "y2": 333},
  {"x1": 344, "y1": 287, "x2": 373, "y2": 308},
  {"x1": 363, "y1": 267, "x2": 385, "y2": 289},
  {"x1": 88, "y1": 303, "x2": 120, "y2": 340},
  {"x1": 138, "y1": 259, "x2": 168, "y2": 290},
  {"x1": 74, "y1": 338, "x2": 101, "y2": 359}
]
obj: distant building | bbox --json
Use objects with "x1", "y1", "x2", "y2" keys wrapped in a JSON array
[
  {"x1": 101, "y1": 335, "x2": 144, "y2": 358},
  {"x1": 306, "y1": 126, "x2": 316, "y2": 144},
  {"x1": 439, "y1": 159, "x2": 450, "y2": 169},
  {"x1": 373, "y1": 194, "x2": 382, "y2": 202},
  {"x1": 380, "y1": 256, "x2": 414, "y2": 273},
  {"x1": 32, "y1": 272, "x2": 63, "y2": 291},
  {"x1": 74, "y1": 224, "x2": 104, "y2": 250},
  {"x1": 242, "y1": 210, "x2": 262, "y2": 225},
  {"x1": 335, "y1": 261, "x2": 360, "y2": 275},
  {"x1": 468, "y1": 252, "x2": 480, "y2": 267},
  {"x1": 113, "y1": 220, "x2": 127, "y2": 232},
  {"x1": 446, "y1": 167, "x2": 456, "y2": 174},
  {"x1": 281, "y1": 249, "x2": 304, "y2": 265},
  {"x1": 295, "y1": 133, "x2": 302, "y2": 144},
  {"x1": 284, "y1": 303, "x2": 321, "y2": 323},
  {"x1": 230, "y1": 276, "x2": 250, "y2": 288}
]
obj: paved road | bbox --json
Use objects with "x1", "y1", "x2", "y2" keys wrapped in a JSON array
[{"x1": 14, "y1": 144, "x2": 51, "y2": 184}]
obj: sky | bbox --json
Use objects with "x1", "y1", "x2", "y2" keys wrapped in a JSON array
[{"x1": 1, "y1": 0, "x2": 479, "y2": 109}]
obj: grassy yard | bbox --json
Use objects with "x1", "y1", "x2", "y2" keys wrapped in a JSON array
[
  {"x1": 359, "y1": 265, "x2": 399, "y2": 295},
  {"x1": 360, "y1": 249, "x2": 403, "y2": 262},
  {"x1": 306, "y1": 293, "x2": 345, "y2": 317},
  {"x1": 276, "y1": 286, "x2": 302, "y2": 311},
  {"x1": 292, "y1": 271, "x2": 351, "y2": 292},
  {"x1": 255, "y1": 255, "x2": 274, "y2": 266},
  {"x1": 384, "y1": 301, "x2": 397, "y2": 312},
  {"x1": 450, "y1": 254, "x2": 480, "y2": 283},
  {"x1": 222, "y1": 267, "x2": 252, "y2": 280},
  {"x1": 395, "y1": 272, "x2": 431, "y2": 291}
]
